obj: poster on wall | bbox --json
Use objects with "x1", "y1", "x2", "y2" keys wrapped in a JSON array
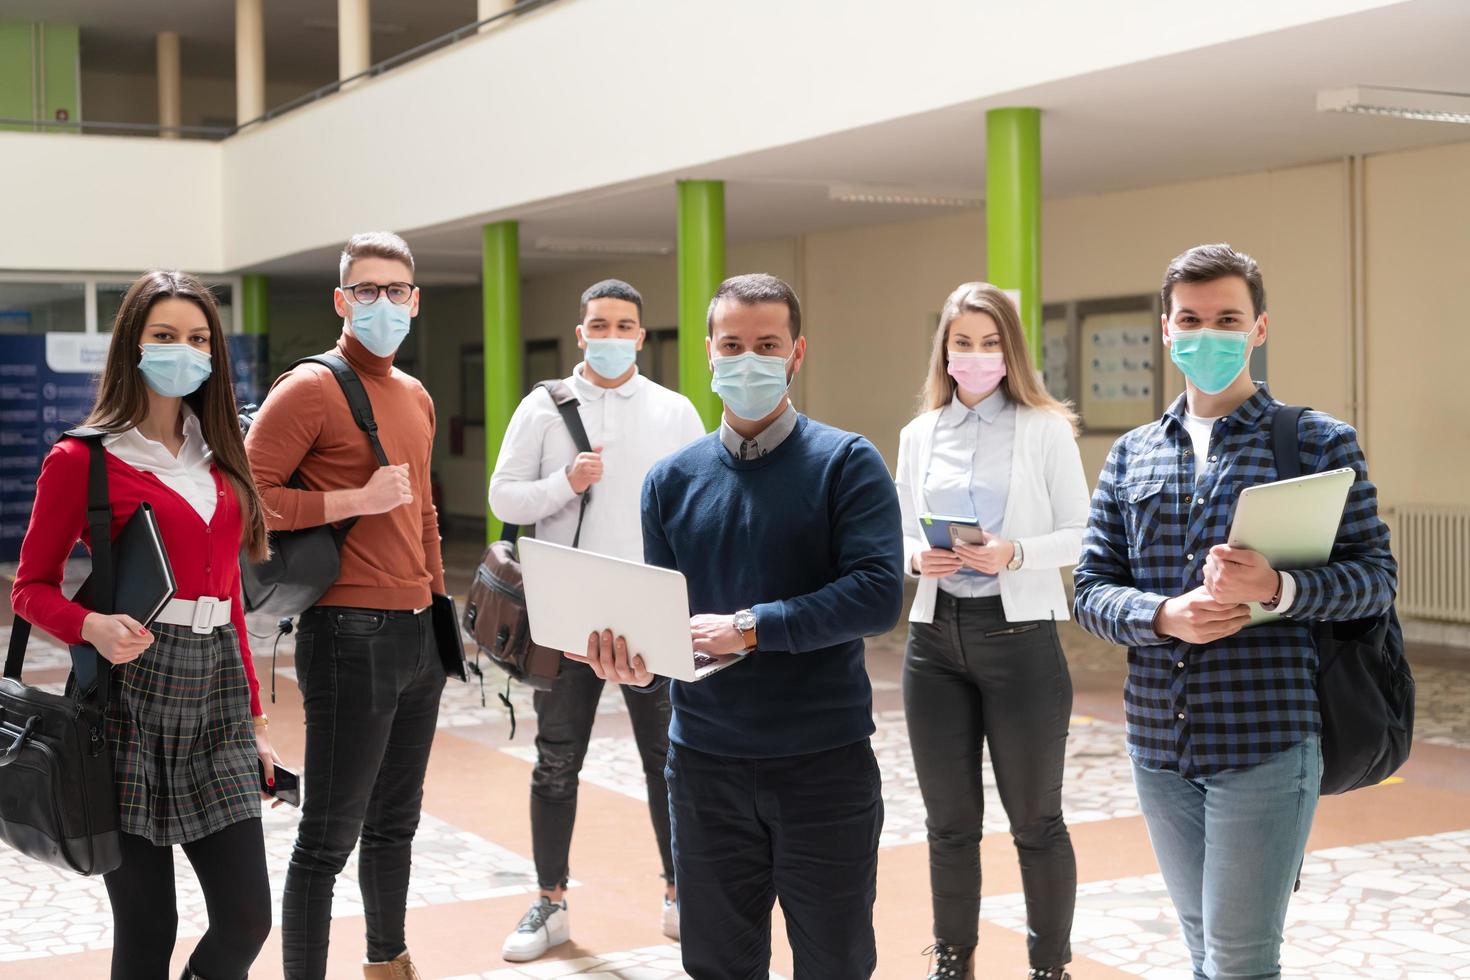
[{"x1": 0, "y1": 333, "x2": 266, "y2": 562}]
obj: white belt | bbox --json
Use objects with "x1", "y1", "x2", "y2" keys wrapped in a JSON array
[{"x1": 153, "y1": 596, "x2": 232, "y2": 634}]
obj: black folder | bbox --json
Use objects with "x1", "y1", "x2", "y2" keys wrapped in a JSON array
[{"x1": 69, "y1": 503, "x2": 177, "y2": 698}]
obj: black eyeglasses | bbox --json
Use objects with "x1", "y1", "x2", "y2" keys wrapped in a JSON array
[{"x1": 344, "y1": 281, "x2": 415, "y2": 305}]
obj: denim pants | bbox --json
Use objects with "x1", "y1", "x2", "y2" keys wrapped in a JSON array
[
  {"x1": 903, "y1": 593, "x2": 1075, "y2": 966},
  {"x1": 1132, "y1": 736, "x2": 1322, "y2": 980},
  {"x1": 530, "y1": 657, "x2": 675, "y2": 889},
  {"x1": 667, "y1": 739, "x2": 883, "y2": 980},
  {"x1": 281, "y1": 607, "x2": 446, "y2": 980}
]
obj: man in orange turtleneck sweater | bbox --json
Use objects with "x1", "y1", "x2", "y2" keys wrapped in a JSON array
[{"x1": 245, "y1": 231, "x2": 446, "y2": 980}]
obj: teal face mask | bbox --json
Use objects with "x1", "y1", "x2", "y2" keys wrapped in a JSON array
[
  {"x1": 349, "y1": 296, "x2": 412, "y2": 358},
  {"x1": 138, "y1": 343, "x2": 212, "y2": 398},
  {"x1": 583, "y1": 337, "x2": 638, "y2": 379},
  {"x1": 1168, "y1": 325, "x2": 1255, "y2": 395},
  {"x1": 710, "y1": 351, "x2": 793, "y2": 421}
]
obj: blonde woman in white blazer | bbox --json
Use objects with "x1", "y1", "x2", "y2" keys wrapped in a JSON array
[{"x1": 896, "y1": 283, "x2": 1090, "y2": 980}]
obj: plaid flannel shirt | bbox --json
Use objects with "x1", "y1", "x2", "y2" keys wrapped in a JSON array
[{"x1": 1073, "y1": 384, "x2": 1396, "y2": 777}]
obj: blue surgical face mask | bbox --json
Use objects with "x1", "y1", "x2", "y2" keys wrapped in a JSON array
[
  {"x1": 1168, "y1": 324, "x2": 1256, "y2": 395},
  {"x1": 138, "y1": 343, "x2": 212, "y2": 398},
  {"x1": 710, "y1": 351, "x2": 793, "y2": 422},
  {"x1": 583, "y1": 336, "x2": 638, "y2": 380},
  {"x1": 349, "y1": 296, "x2": 412, "y2": 358}
]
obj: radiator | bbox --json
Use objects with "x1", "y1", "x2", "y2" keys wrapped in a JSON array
[{"x1": 1396, "y1": 505, "x2": 1470, "y2": 624}]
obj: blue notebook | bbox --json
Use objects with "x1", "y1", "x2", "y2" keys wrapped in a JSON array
[{"x1": 919, "y1": 513, "x2": 983, "y2": 550}]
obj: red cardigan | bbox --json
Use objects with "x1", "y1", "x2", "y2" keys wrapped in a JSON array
[{"x1": 10, "y1": 438, "x2": 263, "y2": 716}]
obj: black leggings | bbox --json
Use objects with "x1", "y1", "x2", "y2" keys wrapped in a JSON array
[{"x1": 103, "y1": 818, "x2": 272, "y2": 980}]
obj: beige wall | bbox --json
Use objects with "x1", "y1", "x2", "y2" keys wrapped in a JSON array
[
  {"x1": 1363, "y1": 140, "x2": 1470, "y2": 511},
  {"x1": 800, "y1": 162, "x2": 1353, "y2": 482},
  {"x1": 272, "y1": 141, "x2": 1469, "y2": 523}
]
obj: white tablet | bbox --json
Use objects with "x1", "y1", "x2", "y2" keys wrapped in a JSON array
[
  {"x1": 517, "y1": 537, "x2": 744, "y2": 682},
  {"x1": 1227, "y1": 467, "x2": 1355, "y2": 624}
]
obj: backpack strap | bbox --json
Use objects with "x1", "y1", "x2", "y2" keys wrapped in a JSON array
[
  {"x1": 500, "y1": 381, "x2": 592, "y2": 548},
  {"x1": 1270, "y1": 404, "x2": 1308, "y2": 481},
  {"x1": 282, "y1": 354, "x2": 390, "y2": 546},
  {"x1": 5, "y1": 429, "x2": 114, "y2": 701}
]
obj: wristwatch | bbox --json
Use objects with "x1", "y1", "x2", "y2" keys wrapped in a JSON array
[
  {"x1": 733, "y1": 609, "x2": 758, "y2": 651},
  {"x1": 1006, "y1": 539, "x2": 1025, "y2": 572}
]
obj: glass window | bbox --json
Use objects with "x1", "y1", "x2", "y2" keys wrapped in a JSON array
[
  {"x1": 637, "y1": 328, "x2": 679, "y2": 387},
  {"x1": 0, "y1": 281, "x2": 86, "y2": 334}
]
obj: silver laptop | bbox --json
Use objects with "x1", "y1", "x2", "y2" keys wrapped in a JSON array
[{"x1": 517, "y1": 537, "x2": 745, "y2": 682}]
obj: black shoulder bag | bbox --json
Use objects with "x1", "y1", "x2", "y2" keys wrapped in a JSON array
[
  {"x1": 0, "y1": 430, "x2": 123, "y2": 875},
  {"x1": 1271, "y1": 405, "x2": 1415, "y2": 795}
]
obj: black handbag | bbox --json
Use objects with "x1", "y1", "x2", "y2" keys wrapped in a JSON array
[
  {"x1": 239, "y1": 354, "x2": 390, "y2": 620},
  {"x1": 1270, "y1": 405, "x2": 1415, "y2": 795},
  {"x1": 0, "y1": 430, "x2": 123, "y2": 876}
]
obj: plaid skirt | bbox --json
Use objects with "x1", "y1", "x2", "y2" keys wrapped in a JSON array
[{"x1": 105, "y1": 622, "x2": 261, "y2": 845}]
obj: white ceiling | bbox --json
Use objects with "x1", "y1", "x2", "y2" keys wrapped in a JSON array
[
  {"x1": 23, "y1": 0, "x2": 1461, "y2": 283},
  {"x1": 252, "y1": 0, "x2": 1470, "y2": 283}
]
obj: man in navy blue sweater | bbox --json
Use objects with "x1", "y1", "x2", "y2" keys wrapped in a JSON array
[{"x1": 569, "y1": 273, "x2": 903, "y2": 978}]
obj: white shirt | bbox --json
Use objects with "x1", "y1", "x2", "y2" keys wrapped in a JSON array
[
  {"x1": 925, "y1": 390, "x2": 1016, "y2": 599},
  {"x1": 102, "y1": 407, "x2": 217, "y2": 523},
  {"x1": 1183, "y1": 410, "x2": 1296, "y2": 613},
  {"x1": 897, "y1": 403, "x2": 1091, "y2": 624},
  {"x1": 489, "y1": 365, "x2": 707, "y2": 562}
]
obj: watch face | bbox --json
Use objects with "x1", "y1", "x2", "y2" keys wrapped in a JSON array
[{"x1": 735, "y1": 611, "x2": 756, "y2": 632}]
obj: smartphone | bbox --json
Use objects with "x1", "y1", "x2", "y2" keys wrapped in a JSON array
[
  {"x1": 260, "y1": 759, "x2": 301, "y2": 807},
  {"x1": 949, "y1": 525, "x2": 989, "y2": 547}
]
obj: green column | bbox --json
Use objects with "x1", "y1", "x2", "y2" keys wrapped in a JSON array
[
  {"x1": 0, "y1": 22, "x2": 80, "y2": 132},
  {"x1": 482, "y1": 220, "x2": 521, "y2": 542},
  {"x1": 241, "y1": 274, "x2": 269, "y2": 335},
  {"x1": 986, "y1": 107, "x2": 1042, "y2": 367},
  {"x1": 677, "y1": 180, "x2": 725, "y2": 430}
]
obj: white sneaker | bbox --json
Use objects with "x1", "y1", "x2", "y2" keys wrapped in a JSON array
[
  {"x1": 501, "y1": 897, "x2": 570, "y2": 962},
  {"x1": 661, "y1": 896, "x2": 680, "y2": 942}
]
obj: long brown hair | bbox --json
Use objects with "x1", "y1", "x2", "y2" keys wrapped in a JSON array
[
  {"x1": 86, "y1": 271, "x2": 269, "y2": 561},
  {"x1": 919, "y1": 281, "x2": 1079, "y2": 434}
]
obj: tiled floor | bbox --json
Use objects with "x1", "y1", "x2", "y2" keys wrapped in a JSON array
[{"x1": 2, "y1": 541, "x2": 1468, "y2": 978}]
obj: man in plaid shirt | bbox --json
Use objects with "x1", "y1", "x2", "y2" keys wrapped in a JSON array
[{"x1": 1074, "y1": 244, "x2": 1396, "y2": 979}]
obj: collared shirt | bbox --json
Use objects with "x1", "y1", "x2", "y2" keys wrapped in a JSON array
[
  {"x1": 924, "y1": 390, "x2": 1015, "y2": 598},
  {"x1": 102, "y1": 407, "x2": 217, "y2": 523},
  {"x1": 718, "y1": 401, "x2": 799, "y2": 460},
  {"x1": 489, "y1": 363, "x2": 707, "y2": 563},
  {"x1": 1073, "y1": 384, "x2": 1396, "y2": 777}
]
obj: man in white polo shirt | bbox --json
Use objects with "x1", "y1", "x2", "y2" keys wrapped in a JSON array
[{"x1": 488, "y1": 278, "x2": 706, "y2": 962}]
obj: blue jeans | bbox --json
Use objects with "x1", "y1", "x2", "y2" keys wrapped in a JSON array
[{"x1": 1132, "y1": 736, "x2": 1321, "y2": 980}]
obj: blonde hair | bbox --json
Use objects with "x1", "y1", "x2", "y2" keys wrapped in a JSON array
[{"x1": 920, "y1": 282, "x2": 1079, "y2": 433}]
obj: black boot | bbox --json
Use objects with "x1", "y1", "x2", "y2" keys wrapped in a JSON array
[
  {"x1": 1028, "y1": 968, "x2": 1071, "y2": 980},
  {"x1": 924, "y1": 943, "x2": 975, "y2": 980}
]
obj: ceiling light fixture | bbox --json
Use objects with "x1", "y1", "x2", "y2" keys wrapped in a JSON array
[
  {"x1": 1317, "y1": 85, "x2": 1470, "y2": 125},
  {"x1": 828, "y1": 183, "x2": 982, "y2": 207},
  {"x1": 533, "y1": 237, "x2": 673, "y2": 256}
]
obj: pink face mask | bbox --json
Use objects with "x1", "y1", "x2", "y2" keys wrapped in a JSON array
[{"x1": 947, "y1": 352, "x2": 1007, "y2": 393}]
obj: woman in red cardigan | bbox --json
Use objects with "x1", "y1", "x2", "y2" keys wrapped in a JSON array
[{"x1": 11, "y1": 271, "x2": 282, "y2": 980}]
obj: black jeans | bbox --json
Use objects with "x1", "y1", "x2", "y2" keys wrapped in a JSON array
[
  {"x1": 668, "y1": 739, "x2": 883, "y2": 980},
  {"x1": 903, "y1": 593, "x2": 1076, "y2": 967},
  {"x1": 281, "y1": 606, "x2": 446, "y2": 980},
  {"x1": 531, "y1": 657, "x2": 674, "y2": 889},
  {"x1": 104, "y1": 819, "x2": 271, "y2": 980}
]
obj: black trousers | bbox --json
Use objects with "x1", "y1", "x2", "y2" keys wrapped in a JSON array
[
  {"x1": 531, "y1": 657, "x2": 675, "y2": 889},
  {"x1": 668, "y1": 739, "x2": 883, "y2": 980},
  {"x1": 104, "y1": 818, "x2": 271, "y2": 980},
  {"x1": 281, "y1": 607, "x2": 446, "y2": 980},
  {"x1": 903, "y1": 593, "x2": 1076, "y2": 967}
]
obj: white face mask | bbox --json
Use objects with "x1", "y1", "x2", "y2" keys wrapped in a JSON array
[{"x1": 709, "y1": 351, "x2": 793, "y2": 421}]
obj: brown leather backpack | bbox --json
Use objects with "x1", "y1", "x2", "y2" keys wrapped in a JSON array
[{"x1": 463, "y1": 381, "x2": 590, "y2": 692}]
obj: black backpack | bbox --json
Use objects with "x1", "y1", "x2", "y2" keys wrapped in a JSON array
[
  {"x1": 1271, "y1": 405, "x2": 1415, "y2": 795},
  {"x1": 238, "y1": 353, "x2": 388, "y2": 619}
]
